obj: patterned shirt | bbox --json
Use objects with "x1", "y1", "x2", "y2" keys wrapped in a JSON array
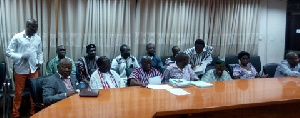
[
  {"x1": 201, "y1": 69, "x2": 232, "y2": 81},
  {"x1": 129, "y1": 67, "x2": 162, "y2": 84},
  {"x1": 6, "y1": 30, "x2": 43, "y2": 74},
  {"x1": 185, "y1": 45, "x2": 214, "y2": 74},
  {"x1": 46, "y1": 56, "x2": 76, "y2": 76},
  {"x1": 77, "y1": 56, "x2": 99, "y2": 82},
  {"x1": 138, "y1": 53, "x2": 163, "y2": 70},
  {"x1": 274, "y1": 60, "x2": 300, "y2": 77},
  {"x1": 233, "y1": 63, "x2": 257, "y2": 79},
  {"x1": 111, "y1": 55, "x2": 140, "y2": 78},
  {"x1": 90, "y1": 70, "x2": 125, "y2": 89},
  {"x1": 165, "y1": 56, "x2": 176, "y2": 66},
  {"x1": 163, "y1": 63, "x2": 197, "y2": 82},
  {"x1": 57, "y1": 73, "x2": 74, "y2": 92}
]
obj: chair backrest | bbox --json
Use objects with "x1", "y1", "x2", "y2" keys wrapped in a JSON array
[
  {"x1": 249, "y1": 56, "x2": 261, "y2": 73},
  {"x1": 0, "y1": 62, "x2": 6, "y2": 89},
  {"x1": 263, "y1": 63, "x2": 279, "y2": 78},
  {"x1": 29, "y1": 76, "x2": 50, "y2": 104},
  {"x1": 227, "y1": 64, "x2": 236, "y2": 78},
  {"x1": 225, "y1": 55, "x2": 239, "y2": 70},
  {"x1": 208, "y1": 55, "x2": 218, "y2": 66}
]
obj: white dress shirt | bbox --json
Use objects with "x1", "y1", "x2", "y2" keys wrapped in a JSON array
[
  {"x1": 111, "y1": 55, "x2": 139, "y2": 77},
  {"x1": 90, "y1": 70, "x2": 125, "y2": 89},
  {"x1": 6, "y1": 30, "x2": 43, "y2": 74}
]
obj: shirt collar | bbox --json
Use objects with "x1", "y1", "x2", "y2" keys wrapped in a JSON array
[
  {"x1": 22, "y1": 30, "x2": 36, "y2": 38},
  {"x1": 57, "y1": 72, "x2": 71, "y2": 79},
  {"x1": 192, "y1": 46, "x2": 207, "y2": 54}
]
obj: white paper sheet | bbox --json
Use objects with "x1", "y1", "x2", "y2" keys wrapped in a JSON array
[
  {"x1": 193, "y1": 65, "x2": 205, "y2": 73},
  {"x1": 147, "y1": 85, "x2": 173, "y2": 89},
  {"x1": 190, "y1": 81, "x2": 213, "y2": 88},
  {"x1": 148, "y1": 76, "x2": 162, "y2": 85},
  {"x1": 166, "y1": 88, "x2": 190, "y2": 96}
]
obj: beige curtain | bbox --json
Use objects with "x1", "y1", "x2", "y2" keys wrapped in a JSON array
[
  {"x1": 0, "y1": 0, "x2": 260, "y2": 81},
  {"x1": 0, "y1": 0, "x2": 56, "y2": 80},
  {"x1": 56, "y1": 0, "x2": 135, "y2": 61},
  {"x1": 134, "y1": 0, "x2": 260, "y2": 58}
]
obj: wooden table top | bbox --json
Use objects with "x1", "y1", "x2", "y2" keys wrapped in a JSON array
[{"x1": 32, "y1": 77, "x2": 300, "y2": 118}]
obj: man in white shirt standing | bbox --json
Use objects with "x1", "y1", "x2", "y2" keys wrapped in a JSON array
[
  {"x1": 111, "y1": 44, "x2": 139, "y2": 78},
  {"x1": 6, "y1": 19, "x2": 43, "y2": 118}
]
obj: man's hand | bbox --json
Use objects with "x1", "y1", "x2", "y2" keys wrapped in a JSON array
[
  {"x1": 21, "y1": 53, "x2": 30, "y2": 61},
  {"x1": 66, "y1": 91, "x2": 76, "y2": 97},
  {"x1": 141, "y1": 83, "x2": 148, "y2": 88}
]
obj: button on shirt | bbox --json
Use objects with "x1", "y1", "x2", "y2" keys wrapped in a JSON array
[
  {"x1": 185, "y1": 46, "x2": 214, "y2": 75},
  {"x1": 163, "y1": 63, "x2": 198, "y2": 82},
  {"x1": 274, "y1": 60, "x2": 300, "y2": 77},
  {"x1": 111, "y1": 55, "x2": 139, "y2": 78},
  {"x1": 6, "y1": 30, "x2": 43, "y2": 74}
]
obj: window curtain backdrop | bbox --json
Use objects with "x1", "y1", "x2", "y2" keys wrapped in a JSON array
[
  {"x1": 134, "y1": 0, "x2": 259, "y2": 57},
  {"x1": 0, "y1": 0, "x2": 260, "y2": 84},
  {"x1": 56, "y1": 0, "x2": 135, "y2": 60},
  {"x1": 0, "y1": 0, "x2": 56, "y2": 82}
]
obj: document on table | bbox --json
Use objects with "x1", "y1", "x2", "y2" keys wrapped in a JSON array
[
  {"x1": 193, "y1": 65, "x2": 205, "y2": 73},
  {"x1": 147, "y1": 85, "x2": 173, "y2": 89},
  {"x1": 190, "y1": 81, "x2": 213, "y2": 88},
  {"x1": 166, "y1": 88, "x2": 190, "y2": 96},
  {"x1": 148, "y1": 76, "x2": 162, "y2": 85}
]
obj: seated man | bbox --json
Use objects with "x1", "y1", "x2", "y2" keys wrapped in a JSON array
[
  {"x1": 138, "y1": 43, "x2": 163, "y2": 70},
  {"x1": 201, "y1": 59, "x2": 232, "y2": 81},
  {"x1": 90, "y1": 56, "x2": 125, "y2": 89},
  {"x1": 129, "y1": 56, "x2": 162, "y2": 87},
  {"x1": 165, "y1": 46, "x2": 180, "y2": 66},
  {"x1": 43, "y1": 58, "x2": 77, "y2": 106},
  {"x1": 274, "y1": 52, "x2": 300, "y2": 77},
  {"x1": 185, "y1": 39, "x2": 214, "y2": 76},
  {"x1": 163, "y1": 52, "x2": 199, "y2": 82},
  {"x1": 111, "y1": 44, "x2": 139, "y2": 78},
  {"x1": 77, "y1": 44, "x2": 99, "y2": 86},
  {"x1": 46, "y1": 45, "x2": 76, "y2": 75}
]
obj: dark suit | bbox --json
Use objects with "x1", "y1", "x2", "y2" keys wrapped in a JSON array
[{"x1": 42, "y1": 73, "x2": 77, "y2": 105}]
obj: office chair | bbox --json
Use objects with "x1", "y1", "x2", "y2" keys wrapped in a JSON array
[
  {"x1": 29, "y1": 76, "x2": 50, "y2": 112},
  {"x1": 249, "y1": 56, "x2": 261, "y2": 73},
  {"x1": 263, "y1": 63, "x2": 279, "y2": 78}
]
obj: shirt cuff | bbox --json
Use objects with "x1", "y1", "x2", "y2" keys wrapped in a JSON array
[{"x1": 65, "y1": 93, "x2": 67, "y2": 97}]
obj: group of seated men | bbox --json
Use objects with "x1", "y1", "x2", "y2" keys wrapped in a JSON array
[{"x1": 42, "y1": 39, "x2": 300, "y2": 105}]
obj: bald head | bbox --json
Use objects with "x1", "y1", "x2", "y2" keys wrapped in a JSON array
[
  {"x1": 57, "y1": 58, "x2": 72, "y2": 78},
  {"x1": 56, "y1": 45, "x2": 66, "y2": 59},
  {"x1": 286, "y1": 52, "x2": 299, "y2": 67},
  {"x1": 25, "y1": 19, "x2": 38, "y2": 36},
  {"x1": 141, "y1": 56, "x2": 151, "y2": 72},
  {"x1": 146, "y1": 43, "x2": 155, "y2": 56}
]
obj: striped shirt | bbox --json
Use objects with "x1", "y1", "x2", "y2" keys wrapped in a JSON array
[
  {"x1": 129, "y1": 67, "x2": 162, "y2": 84},
  {"x1": 185, "y1": 45, "x2": 214, "y2": 74}
]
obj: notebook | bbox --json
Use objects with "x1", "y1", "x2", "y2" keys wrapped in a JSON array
[{"x1": 79, "y1": 89, "x2": 99, "y2": 97}]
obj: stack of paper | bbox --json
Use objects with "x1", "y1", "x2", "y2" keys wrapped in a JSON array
[
  {"x1": 148, "y1": 76, "x2": 162, "y2": 85},
  {"x1": 166, "y1": 88, "x2": 190, "y2": 96},
  {"x1": 193, "y1": 65, "x2": 205, "y2": 73},
  {"x1": 190, "y1": 81, "x2": 213, "y2": 88},
  {"x1": 147, "y1": 85, "x2": 173, "y2": 89},
  {"x1": 169, "y1": 79, "x2": 190, "y2": 88}
]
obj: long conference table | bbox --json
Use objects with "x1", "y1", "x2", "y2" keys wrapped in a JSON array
[{"x1": 32, "y1": 77, "x2": 300, "y2": 118}]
